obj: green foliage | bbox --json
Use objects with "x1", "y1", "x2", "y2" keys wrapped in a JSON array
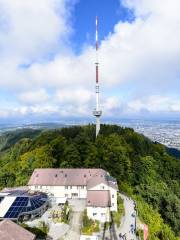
[
  {"x1": 38, "y1": 221, "x2": 49, "y2": 234},
  {"x1": 61, "y1": 202, "x2": 70, "y2": 224},
  {"x1": 0, "y1": 124, "x2": 179, "y2": 238},
  {"x1": 134, "y1": 195, "x2": 178, "y2": 240},
  {"x1": 81, "y1": 210, "x2": 100, "y2": 235},
  {"x1": 112, "y1": 195, "x2": 124, "y2": 227},
  {"x1": 0, "y1": 129, "x2": 41, "y2": 151},
  {"x1": 136, "y1": 229, "x2": 144, "y2": 239},
  {"x1": 21, "y1": 222, "x2": 49, "y2": 238}
]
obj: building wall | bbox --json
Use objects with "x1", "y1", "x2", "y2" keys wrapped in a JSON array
[
  {"x1": 87, "y1": 206, "x2": 111, "y2": 222},
  {"x1": 110, "y1": 188, "x2": 117, "y2": 212},
  {"x1": 89, "y1": 183, "x2": 109, "y2": 191},
  {"x1": 29, "y1": 185, "x2": 87, "y2": 199}
]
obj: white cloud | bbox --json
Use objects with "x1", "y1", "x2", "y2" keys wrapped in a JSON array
[
  {"x1": 18, "y1": 88, "x2": 49, "y2": 104},
  {"x1": 104, "y1": 97, "x2": 120, "y2": 110},
  {"x1": 0, "y1": 0, "x2": 75, "y2": 90},
  {"x1": 0, "y1": 94, "x2": 180, "y2": 120},
  {"x1": 0, "y1": 109, "x2": 9, "y2": 118},
  {"x1": 55, "y1": 88, "x2": 93, "y2": 105},
  {"x1": 128, "y1": 95, "x2": 180, "y2": 113},
  {"x1": 0, "y1": 0, "x2": 72, "y2": 61},
  {"x1": 0, "y1": 0, "x2": 180, "y2": 120},
  {"x1": 18, "y1": 0, "x2": 180, "y2": 92}
]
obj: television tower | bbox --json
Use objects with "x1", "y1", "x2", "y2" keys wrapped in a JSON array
[{"x1": 93, "y1": 16, "x2": 102, "y2": 137}]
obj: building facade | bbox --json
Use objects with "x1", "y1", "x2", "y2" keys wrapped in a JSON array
[{"x1": 28, "y1": 168, "x2": 118, "y2": 222}]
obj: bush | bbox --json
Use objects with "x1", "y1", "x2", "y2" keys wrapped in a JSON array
[
  {"x1": 20, "y1": 222, "x2": 49, "y2": 238},
  {"x1": 61, "y1": 202, "x2": 70, "y2": 224},
  {"x1": 112, "y1": 195, "x2": 124, "y2": 227},
  {"x1": 81, "y1": 210, "x2": 100, "y2": 235}
]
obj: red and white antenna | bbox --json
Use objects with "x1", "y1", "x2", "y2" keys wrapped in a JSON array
[
  {"x1": 95, "y1": 16, "x2": 99, "y2": 84},
  {"x1": 93, "y1": 16, "x2": 102, "y2": 137}
]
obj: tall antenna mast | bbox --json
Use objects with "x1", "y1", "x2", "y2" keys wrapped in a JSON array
[{"x1": 93, "y1": 16, "x2": 102, "y2": 137}]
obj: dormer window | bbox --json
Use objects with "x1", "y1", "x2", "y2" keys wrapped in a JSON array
[
  {"x1": 65, "y1": 174, "x2": 67, "y2": 177},
  {"x1": 55, "y1": 174, "x2": 58, "y2": 178},
  {"x1": 36, "y1": 174, "x2": 39, "y2": 177},
  {"x1": 84, "y1": 174, "x2": 86, "y2": 178}
]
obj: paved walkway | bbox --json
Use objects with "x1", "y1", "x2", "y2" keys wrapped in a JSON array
[
  {"x1": 26, "y1": 205, "x2": 69, "y2": 240},
  {"x1": 63, "y1": 211, "x2": 82, "y2": 240},
  {"x1": 62, "y1": 199, "x2": 86, "y2": 240},
  {"x1": 118, "y1": 194, "x2": 136, "y2": 240},
  {"x1": 100, "y1": 193, "x2": 137, "y2": 240}
]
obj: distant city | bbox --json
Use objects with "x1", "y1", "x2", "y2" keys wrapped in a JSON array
[
  {"x1": 0, "y1": 119, "x2": 180, "y2": 150},
  {"x1": 118, "y1": 119, "x2": 180, "y2": 150}
]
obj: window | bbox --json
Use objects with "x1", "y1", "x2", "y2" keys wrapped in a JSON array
[
  {"x1": 93, "y1": 213, "x2": 97, "y2": 216},
  {"x1": 112, "y1": 194, "x2": 114, "y2": 198},
  {"x1": 71, "y1": 193, "x2": 78, "y2": 197},
  {"x1": 101, "y1": 185, "x2": 105, "y2": 190},
  {"x1": 81, "y1": 186, "x2": 85, "y2": 189},
  {"x1": 65, "y1": 186, "x2": 68, "y2": 189},
  {"x1": 35, "y1": 186, "x2": 38, "y2": 189},
  {"x1": 65, "y1": 194, "x2": 68, "y2": 197},
  {"x1": 101, "y1": 213, "x2": 105, "y2": 217},
  {"x1": 112, "y1": 203, "x2": 114, "y2": 206}
]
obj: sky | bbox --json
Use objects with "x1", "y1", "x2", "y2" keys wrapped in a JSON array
[{"x1": 0, "y1": 0, "x2": 180, "y2": 123}]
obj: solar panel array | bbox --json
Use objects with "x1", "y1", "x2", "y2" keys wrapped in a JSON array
[{"x1": 4, "y1": 194, "x2": 47, "y2": 219}]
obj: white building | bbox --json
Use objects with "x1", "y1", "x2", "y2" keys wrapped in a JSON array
[{"x1": 28, "y1": 168, "x2": 118, "y2": 222}]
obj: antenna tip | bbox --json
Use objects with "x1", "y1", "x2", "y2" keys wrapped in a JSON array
[{"x1": 96, "y1": 16, "x2": 98, "y2": 23}]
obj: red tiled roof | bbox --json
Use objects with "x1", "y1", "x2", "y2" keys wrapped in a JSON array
[
  {"x1": 28, "y1": 168, "x2": 107, "y2": 186},
  {"x1": 87, "y1": 190, "x2": 111, "y2": 207},
  {"x1": 0, "y1": 220, "x2": 36, "y2": 240},
  {"x1": 87, "y1": 175, "x2": 107, "y2": 189}
]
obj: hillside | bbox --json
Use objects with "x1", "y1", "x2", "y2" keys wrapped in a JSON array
[
  {"x1": 0, "y1": 128, "x2": 41, "y2": 151},
  {"x1": 0, "y1": 125, "x2": 179, "y2": 239}
]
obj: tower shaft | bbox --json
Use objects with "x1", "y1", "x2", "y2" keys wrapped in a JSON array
[{"x1": 93, "y1": 16, "x2": 102, "y2": 137}]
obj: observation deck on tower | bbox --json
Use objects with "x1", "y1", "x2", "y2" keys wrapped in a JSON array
[{"x1": 93, "y1": 110, "x2": 102, "y2": 117}]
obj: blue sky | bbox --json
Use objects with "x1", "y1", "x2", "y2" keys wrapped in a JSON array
[
  {"x1": 0, "y1": 0, "x2": 180, "y2": 123},
  {"x1": 71, "y1": 0, "x2": 134, "y2": 52}
]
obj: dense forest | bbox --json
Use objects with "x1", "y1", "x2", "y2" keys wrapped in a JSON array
[{"x1": 0, "y1": 125, "x2": 179, "y2": 239}]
